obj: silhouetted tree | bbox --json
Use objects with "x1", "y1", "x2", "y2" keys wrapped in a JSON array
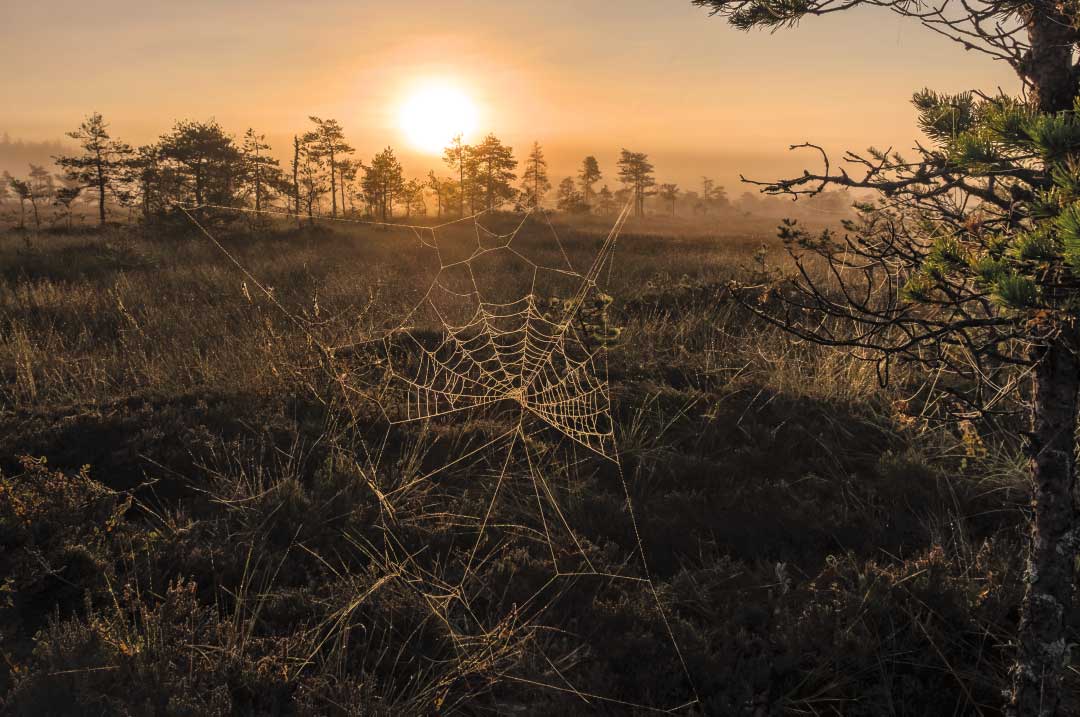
[
  {"x1": 658, "y1": 183, "x2": 679, "y2": 216},
  {"x1": 338, "y1": 158, "x2": 361, "y2": 215},
  {"x1": 556, "y1": 177, "x2": 588, "y2": 213},
  {"x1": 443, "y1": 134, "x2": 471, "y2": 216},
  {"x1": 700, "y1": 176, "x2": 728, "y2": 213},
  {"x1": 363, "y1": 147, "x2": 405, "y2": 221},
  {"x1": 26, "y1": 164, "x2": 54, "y2": 231},
  {"x1": 579, "y1": 156, "x2": 602, "y2": 207},
  {"x1": 53, "y1": 185, "x2": 82, "y2": 230},
  {"x1": 401, "y1": 178, "x2": 426, "y2": 217},
  {"x1": 594, "y1": 184, "x2": 616, "y2": 216},
  {"x1": 7, "y1": 174, "x2": 30, "y2": 229},
  {"x1": 240, "y1": 128, "x2": 278, "y2": 212},
  {"x1": 521, "y1": 141, "x2": 551, "y2": 209},
  {"x1": 297, "y1": 139, "x2": 326, "y2": 221},
  {"x1": 617, "y1": 149, "x2": 655, "y2": 217},
  {"x1": 304, "y1": 117, "x2": 353, "y2": 218},
  {"x1": 55, "y1": 113, "x2": 133, "y2": 227},
  {"x1": 122, "y1": 145, "x2": 164, "y2": 222},
  {"x1": 158, "y1": 120, "x2": 240, "y2": 208},
  {"x1": 696, "y1": 0, "x2": 1080, "y2": 710},
  {"x1": 427, "y1": 170, "x2": 454, "y2": 219},
  {"x1": 291, "y1": 135, "x2": 302, "y2": 223},
  {"x1": 472, "y1": 134, "x2": 517, "y2": 212}
]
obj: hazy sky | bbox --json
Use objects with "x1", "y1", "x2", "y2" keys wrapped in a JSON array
[{"x1": 2, "y1": 0, "x2": 1018, "y2": 190}]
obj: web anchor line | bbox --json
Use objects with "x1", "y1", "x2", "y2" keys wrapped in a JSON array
[{"x1": 177, "y1": 197, "x2": 702, "y2": 712}]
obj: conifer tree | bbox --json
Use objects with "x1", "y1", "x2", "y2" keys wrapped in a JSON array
[
  {"x1": 595, "y1": 184, "x2": 616, "y2": 216},
  {"x1": 303, "y1": 117, "x2": 354, "y2": 218},
  {"x1": 427, "y1": 170, "x2": 449, "y2": 218},
  {"x1": 472, "y1": 133, "x2": 517, "y2": 212},
  {"x1": 53, "y1": 185, "x2": 82, "y2": 230},
  {"x1": 443, "y1": 134, "x2": 471, "y2": 216},
  {"x1": 363, "y1": 147, "x2": 405, "y2": 221},
  {"x1": 55, "y1": 113, "x2": 133, "y2": 227},
  {"x1": 7, "y1": 174, "x2": 30, "y2": 230},
  {"x1": 337, "y1": 158, "x2": 361, "y2": 215},
  {"x1": 291, "y1": 135, "x2": 302, "y2": 222},
  {"x1": 616, "y1": 149, "x2": 655, "y2": 217},
  {"x1": 694, "y1": 0, "x2": 1080, "y2": 711},
  {"x1": 26, "y1": 164, "x2": 53, "y2": 231},
  {"x1": 521, "y1": 141, "x2": 551, "y2": 208},
  {"x1": 556, "y1": 177, "x2": 587, "y2": 213},
  {"x1": 579, "y1": 155, "x2": 602, "y2": 207},
  {"x1": 157, "y1": 120, "x2": 240, "y2": 208},
  {"x1": 240, "y1": 128, "x2": 278, "y2": 213},
  {"x1": 658, "y1": 183, "x2": 679, "y2": 216}
]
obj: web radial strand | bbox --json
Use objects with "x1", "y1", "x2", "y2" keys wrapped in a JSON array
[{"x1": 179, "y1": 198, "x2": 700, "y2": 712}]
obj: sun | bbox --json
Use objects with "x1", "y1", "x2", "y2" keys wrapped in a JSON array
[{"x1": 399, "y1": 84, "x2": 478, "y2": 155}]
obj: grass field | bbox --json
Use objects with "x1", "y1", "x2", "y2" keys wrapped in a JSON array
[{"x1": 0, "y1": 212, "x2": 1071, "y2": 715}]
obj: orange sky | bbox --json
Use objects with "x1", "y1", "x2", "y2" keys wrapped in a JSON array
[{"x1": 2, "y1": 0, "x2": 1019, "y2": 192}]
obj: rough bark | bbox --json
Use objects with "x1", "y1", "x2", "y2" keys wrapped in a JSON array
[
  {"x1": 1010, "y1": 319, "x2": 1080, "y2": 717},
  {"x1": 1021, "y1": 4, "x2": 1078, "y2": 114},
  {"x1": 1006, "y1": 6, "x2": 1080, "y2": 713}
]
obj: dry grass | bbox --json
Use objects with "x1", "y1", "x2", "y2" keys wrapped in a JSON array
[{"x1": 0, "y1": 215, "x2": 1071, "y2": 716}]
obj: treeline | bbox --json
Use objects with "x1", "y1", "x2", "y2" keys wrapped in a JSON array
[{"x1": 1, "y1": 113, "x2": 849, "y2": 230}]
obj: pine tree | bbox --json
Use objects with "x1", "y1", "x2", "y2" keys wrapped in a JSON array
[
  {"x1": 240, "y1": 128, "x2": 279, "y2": 213},
  {"x1": 556, "y1": 177, "x2": 587, "y2": 213},
  {"x1": 616, "y1": 149, "x2": 655, "y2": 217},
  {"x1": 521, "y1": 141, "x2": 551, "y2": 209},
  {"x1": 53, "y1": 185, "x2": 82, "y2": 230},
  {"x1": 701, "y1": 176, "x2": 727, "y2": 212},
  {"x1": 337, "y1": 158, "x2": 361, "y2": 215},
  {"x1": 694, "y1": 0, "x2": 1080, "y2": 710},
  {"x1": 579, "y1": 156, "x2": 602, "y2": 208},
  {"x1": 595, "y1": 184, "x2": 616, "y2": 216},
  {"x1": 658, "y1": 183, "x2": 679, "y2": 216},
  {"x1": 303, "y1": 117, "x2": 354, "y2": 218},
  {"x1": 55, "y1": 113, "x2": 133, "y2": 227},
  {"x1": 472, "y1": 134, "x2": 517, "y2": 212},
  {"x1": 443, "y1": 134, "x2": 471, "y2": 216},
  {"x1": 157, "y1": 120, "x2": 241, "y2": 208},
  {"x1": 363, "y1": 147, "x2": 405, "y2": 221},
  {"x1": 291, "y1": 136, "x2": 302, "y2": 223},
  {"x1": 427, "y1": 171, "x2": 459, "y2": 219},
  {"x1": 7, "y1": 173, "x2": 30, "y2": 229},
  {"x1": 401, "y1": 178, "x2": 427, "y2": 218},
  {"x1": 26, "y1": 164, "x2": 54, "y2": 231}
]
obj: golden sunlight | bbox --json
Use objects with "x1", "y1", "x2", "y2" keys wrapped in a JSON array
[{"x1": 398, "y1": 83, "x2": 479, "y2": 155}]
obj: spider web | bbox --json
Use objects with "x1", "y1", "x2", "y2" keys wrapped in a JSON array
[
  {"x1": 373, "y1": 207, "x2": 624, "y2": 461},
  {"x1": 178, "y1": 199, "x2": 700, "y2": 713}
]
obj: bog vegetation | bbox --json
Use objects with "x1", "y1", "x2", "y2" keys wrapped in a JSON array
[
  {"x1": 0, "y1": 108, "x2": 1068, "y2": 715},
  {"x1": 6, "y1": 0, "x2": 1080, "y2": 708},
  {"x1": 0, "y1": 210, "x2": 1055, "y2": 716}
]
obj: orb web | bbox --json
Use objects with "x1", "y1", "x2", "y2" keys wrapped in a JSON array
[{"x1": 178, "y1": 198, "x2": 700, "y2": 713}]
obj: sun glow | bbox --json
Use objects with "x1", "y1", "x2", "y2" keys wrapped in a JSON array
[{"x1": 399, "y1": 84, "x2": 479, "y2": 154}]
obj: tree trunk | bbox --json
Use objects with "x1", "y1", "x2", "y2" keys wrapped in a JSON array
[
  {"x1": 1010, "y1": 322, "x2": 1080, "y2": 717},
  {"x1": 1008, "y1": 11, "x2": 1080, "y2": 714},
  {"x1": 292, "y1": 137, "x2": 302, "y2": 229},
  {"x1": 97, "y1": 155, "x2": 107, "y2": 227},
  {"x1": 1023, "y1": 6, "x2": 1077, "y2": 114},
  {"x1": 329, "y1": 147, "x2": 337, "y2": 218}
]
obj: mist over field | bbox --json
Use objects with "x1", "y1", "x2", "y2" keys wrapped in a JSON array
[{"x1": 3, "y1": 2, "x2": 1080, "y2": 716}]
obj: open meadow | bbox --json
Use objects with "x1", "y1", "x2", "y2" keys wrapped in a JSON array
[{"x1": 0, "y1": 212, "x2": 1064, "y2": 715}]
